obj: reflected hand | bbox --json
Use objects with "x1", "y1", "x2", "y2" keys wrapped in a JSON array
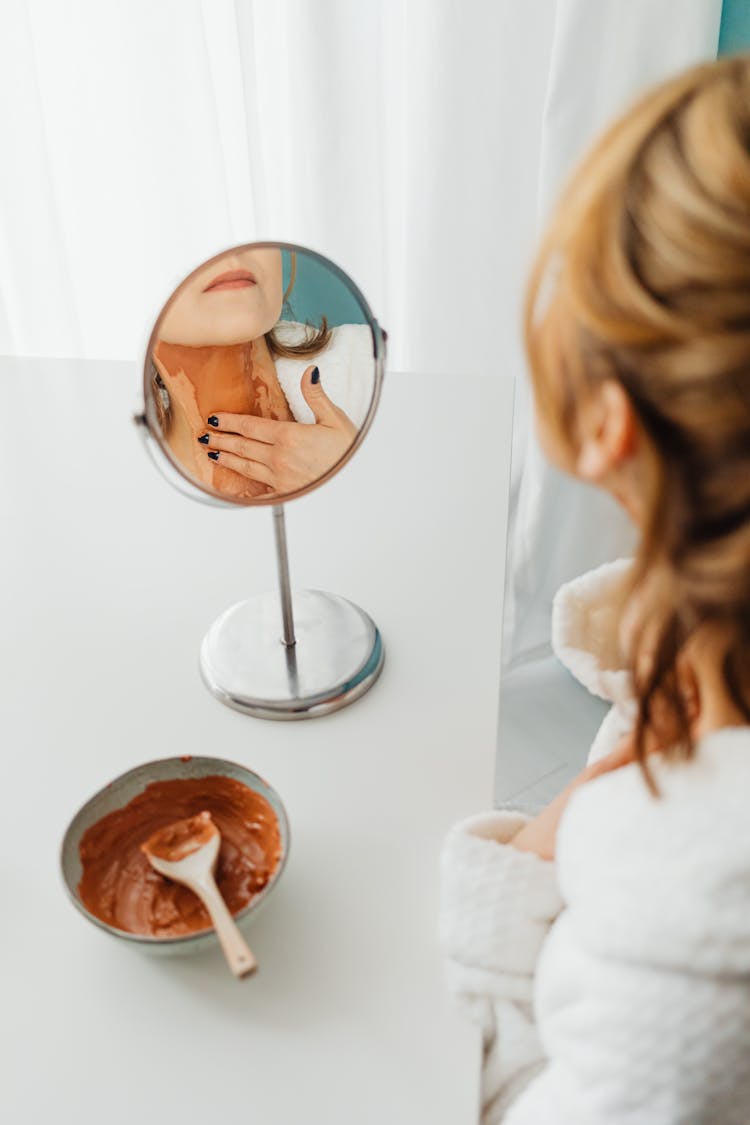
[{"x1": 202, "y1": 365, "x2": 358, "y2": 496}]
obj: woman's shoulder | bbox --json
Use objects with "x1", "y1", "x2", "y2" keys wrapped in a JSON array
[
  {"x1": 560, "y1": 726, "x2": 750, "y2": 865},
  {"x1": 557, "y1": 726, "x2": 750, "y2": 973},
  {"x1": 564, "y1": 724, "x2": 750, "y2": 819}
]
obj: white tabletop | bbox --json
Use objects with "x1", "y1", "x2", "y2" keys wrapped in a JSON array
[{"x1": 0, "y1": 357, "x2": 512, "y2": 1125}]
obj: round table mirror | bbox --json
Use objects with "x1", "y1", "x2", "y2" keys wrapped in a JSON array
[{"x1": 134, "y1": 241, "x2": 387, "y2": 719}]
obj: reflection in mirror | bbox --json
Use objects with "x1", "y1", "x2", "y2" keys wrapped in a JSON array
[{"x1": 145, "y1": 243, "x2": 378, "y2": 504}]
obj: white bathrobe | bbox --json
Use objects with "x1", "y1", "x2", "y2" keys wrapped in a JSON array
[
  {"x1": 440, "y1": 560, "x2": 750, "y2": 1124},
  {"x1": 272, "y1": 321, "x2": 374, "y2": 430}
]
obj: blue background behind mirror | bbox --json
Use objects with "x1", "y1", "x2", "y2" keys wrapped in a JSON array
[
  {"x1": 281, "y1": 249, "x2": 368, "y2": 328},
  {"x1": 719, "y1": 0, "x2": 750, "y2": 54}
]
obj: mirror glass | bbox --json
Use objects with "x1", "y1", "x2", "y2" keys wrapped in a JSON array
[{"x1": 142, "y1": 242, "x2": 383, "y2": 505}]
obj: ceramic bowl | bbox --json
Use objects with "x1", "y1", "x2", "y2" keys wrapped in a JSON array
[{"x1": 60, "y1": 755, "x2": 290, "y2": 955}]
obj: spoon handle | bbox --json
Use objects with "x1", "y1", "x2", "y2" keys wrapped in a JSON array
[{"x1": 195, "y1": 876, "x2": 258, "y2": 978}]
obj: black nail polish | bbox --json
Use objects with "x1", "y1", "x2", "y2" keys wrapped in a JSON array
[
  {"x1": 208, "y1": 451, "x2": 219, "y2": 461},
  {"x1": 311, "y1": 366, "x2": 320, "y2": 385},
  {"x1": 207, "y1": 415, "x2": 219, "y2": 427},
  {"x1": 197, "y1": 433, "x2": 209, "y2": 444}
]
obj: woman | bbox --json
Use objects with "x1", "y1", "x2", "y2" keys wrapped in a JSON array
[
  {"x1": 151, "y1": 246, "x2": 372, "y2": 500},
  {"x1": 440, "y1": 55, "x2": 750, "y2": 1123}
]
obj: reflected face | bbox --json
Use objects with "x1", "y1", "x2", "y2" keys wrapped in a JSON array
[{"x1": 159, "y1": 248, "x2": 284, "y2": 346}]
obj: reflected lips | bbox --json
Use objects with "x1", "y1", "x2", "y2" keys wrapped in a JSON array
[{"x1": 203, "y1": 269, "x2": 257, "y2": 292}]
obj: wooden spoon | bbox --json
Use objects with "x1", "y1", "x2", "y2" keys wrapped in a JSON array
[{"x1": 141, "y1": 810, "x2": 257, "y2": 978}]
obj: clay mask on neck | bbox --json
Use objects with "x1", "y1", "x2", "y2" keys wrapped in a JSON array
[{"x1": 153, "y1": 335, "x2": 293, "y2": 498}]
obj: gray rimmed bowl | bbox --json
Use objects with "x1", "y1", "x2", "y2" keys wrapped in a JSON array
[{"x1": 60, "y1": 755, "x2": 290, "y2": 955}]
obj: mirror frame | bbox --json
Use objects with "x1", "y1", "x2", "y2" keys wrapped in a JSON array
[{"x1": 134, "y1": 240, "x2": 387, "y2": 508}]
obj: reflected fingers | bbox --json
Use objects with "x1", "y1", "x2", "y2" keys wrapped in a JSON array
[
  {"x1": 200, "y1": 430, "x2": 273, "y2": 465},
  {"x1": 206, "y1": 412, "x2": 281, "y2": 443},
  {"x1": 205, "y1": 448, "x2": 274, "y2": 486}
]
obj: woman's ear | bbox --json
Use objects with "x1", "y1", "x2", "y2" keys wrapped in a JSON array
[{"x1": 575, "y1": 379, "x2": 637, "y2": 482}]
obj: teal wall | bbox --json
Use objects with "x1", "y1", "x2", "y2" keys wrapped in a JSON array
[
  {"x1": 281, "y1": 249, "x2": 368, "y2": 328},
  {"x1": 719, "y1": 0, "x2": 750, "y2": 53}
]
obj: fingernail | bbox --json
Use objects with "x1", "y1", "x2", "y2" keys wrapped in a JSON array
[
  {"x1": 311, "y1": 367, "x2": 320, "y2": 385},
  {"x1": 208, "y1": 451, "x2": 219, "y2": 461},
  {"x1": 207, "y1": 415, "x2": 219, "y2": 427},
  {"x1": 197, "y1": 433, "x2": 209, "y2": 445}
]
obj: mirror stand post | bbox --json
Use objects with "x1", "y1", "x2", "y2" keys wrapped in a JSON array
[
  {"x1": 272, "y1": 505, "x2": 296, "y2": 647},
  {"x1": 198, "y1": 506, "x2": 385, "y2": 720}
]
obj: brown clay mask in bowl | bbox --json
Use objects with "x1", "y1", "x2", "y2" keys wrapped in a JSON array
[{"x1": 77, "y1": 775, "x2": 282, "y2": 938}]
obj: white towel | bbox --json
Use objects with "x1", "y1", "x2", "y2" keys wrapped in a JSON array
[{"x1": 273, "y1": 321, "x2": 375, "y2": 429}]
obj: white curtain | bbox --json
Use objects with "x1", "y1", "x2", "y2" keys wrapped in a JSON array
[
  {"x1": 503, "y1": 0, "x2": 722, "y2": 667},
  {"x1": 1, "y1": 0, "x2": 554, "y2": 373},
  {"x1": 0, "y1": 0, "x2": 723, "y2": 656},
  {"x1": 1, "y1": 0, "x2": 259, "y2": 360}
]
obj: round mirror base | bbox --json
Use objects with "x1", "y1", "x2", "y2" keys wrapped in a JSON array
[{"x1": 199, "y1": 589, "x2": 384, "y2": 720}]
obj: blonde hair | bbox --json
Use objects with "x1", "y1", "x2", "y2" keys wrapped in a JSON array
[{"x1": 524, "y1": 54, "x2": 750, "y2": 784}]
